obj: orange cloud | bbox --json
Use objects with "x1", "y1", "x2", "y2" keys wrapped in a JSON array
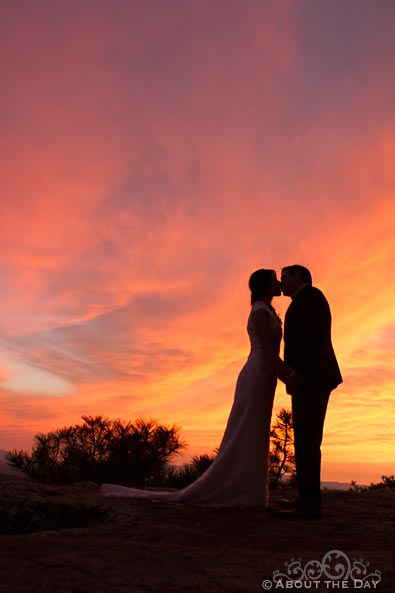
[{"x1": 1, "y1": 1, "x2": 394, "y2": 483}]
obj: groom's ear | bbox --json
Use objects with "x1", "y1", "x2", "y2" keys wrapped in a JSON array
[{"x1": 292, "y1": 268, "x2": 303, "y2": 283}]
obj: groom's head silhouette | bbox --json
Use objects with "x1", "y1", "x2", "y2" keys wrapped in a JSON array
[{"x1": 281, "y1": 265, "x2": 312, "y2": 297}]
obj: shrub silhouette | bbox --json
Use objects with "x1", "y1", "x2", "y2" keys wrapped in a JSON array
[
  {"x1": 7, "y1": 415, "x2": 185, "y2": 486},
  {"x1": 350, "y1": 474, "x2": 395, "y2": 492},
  {"x1": 269, "y1": 408, "x2": 295, "y2": 489},
  {"x1": 7, "y1": 409, "x2": 296, "y2": 489},
  {"x1": 163, "y1": 452, "x2": 217, "y2": 489}
]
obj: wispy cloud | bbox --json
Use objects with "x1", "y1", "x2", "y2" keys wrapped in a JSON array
[{"x1": 0, "y1": 1, "x2": 394, "y2": 479}]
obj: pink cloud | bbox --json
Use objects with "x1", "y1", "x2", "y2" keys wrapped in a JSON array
[{"x1": 1, "y1": 1, "x2": 394, "y2": 479}]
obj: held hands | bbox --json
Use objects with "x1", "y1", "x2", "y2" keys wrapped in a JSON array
[
  {"x1": 278, "y1": 360, "x2": 304, "y2": 392},
  {"x1": 284, "y1": 369, "x2": 304, "y2": 392}
]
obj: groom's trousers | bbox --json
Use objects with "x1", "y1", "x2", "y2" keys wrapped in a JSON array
[{"x1": 291, "y1": 383, "x2": 331, "y2": 510}]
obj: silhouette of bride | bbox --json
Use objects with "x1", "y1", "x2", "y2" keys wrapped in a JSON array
[{"x1": 102, "y1": 269, "x2": 293, "y2": 507}]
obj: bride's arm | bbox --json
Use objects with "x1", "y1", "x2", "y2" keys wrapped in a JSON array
[
  {"x1": 251, "y1": 308, "x2": 280, "y2": 368},
  {"x1": 252, "y1": 308, "x2": 297, "y2": 383}
]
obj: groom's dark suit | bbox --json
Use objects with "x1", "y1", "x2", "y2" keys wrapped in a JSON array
[{"x1": 284, "y1": 284, "x2": 342, "y2": 511}]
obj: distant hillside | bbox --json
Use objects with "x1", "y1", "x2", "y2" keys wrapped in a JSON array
[{"x1": 322, "y1": 480, "x2": 353, "y2": 491}]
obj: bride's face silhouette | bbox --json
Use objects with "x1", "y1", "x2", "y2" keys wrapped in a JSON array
[{"x1": 269, "y1": 271, "x2": 282, "y2": 298}]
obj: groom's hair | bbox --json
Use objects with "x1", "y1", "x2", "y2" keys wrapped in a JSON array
[{"x1": 282, "y1": 265, "x2": 312, "y2": 285}]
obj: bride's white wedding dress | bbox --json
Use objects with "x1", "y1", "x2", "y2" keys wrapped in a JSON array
[{"x1": 101, "y1": 300, "x2": 282, "y2": 507}]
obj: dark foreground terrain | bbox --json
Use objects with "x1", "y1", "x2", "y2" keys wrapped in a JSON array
[{"x1": 0, "y1": 472, "x2": 393, "y2": 593}]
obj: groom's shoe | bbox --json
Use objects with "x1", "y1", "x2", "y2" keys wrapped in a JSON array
[
  {"x1": 277, "y1": 497, "x2": 300, "y2": 510},
  {"x1": 278, "y1": 505, "x2": 322, "y2": 520}
]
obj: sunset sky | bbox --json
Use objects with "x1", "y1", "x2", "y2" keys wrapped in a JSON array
[{"x1": 1, "y1": 1, "x2": 394, "y2": 484}]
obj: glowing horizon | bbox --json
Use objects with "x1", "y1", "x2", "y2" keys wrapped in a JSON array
[{"x1": 1, "y1": 1, "x2": 394, "y2": 484}]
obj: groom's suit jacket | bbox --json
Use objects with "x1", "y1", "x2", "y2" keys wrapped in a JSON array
[{"x1": 284, "y1": 285, "x2": 342, "y2": 393}]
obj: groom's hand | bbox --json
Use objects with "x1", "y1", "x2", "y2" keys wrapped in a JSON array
[{"x1": 286, "y1": 371, "x2": 304, "y2": 393}]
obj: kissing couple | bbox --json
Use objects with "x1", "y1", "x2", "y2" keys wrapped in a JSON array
[{"x1": 102, "y1": 265, "x2": 342, "y2": 519}]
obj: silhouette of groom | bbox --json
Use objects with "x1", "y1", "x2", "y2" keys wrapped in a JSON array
[{"x1": 281, "y1": 265, "x2": 342, "y2": 518}]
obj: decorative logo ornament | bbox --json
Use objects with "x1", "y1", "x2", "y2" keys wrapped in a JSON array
[{"x1": 262, "y1": 549, "x2": 381, "y2": 589}]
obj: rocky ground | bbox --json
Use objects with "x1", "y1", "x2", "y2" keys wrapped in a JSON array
[{"x1": 0, "y1": 471, "x2": 394, "y2": 593}]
